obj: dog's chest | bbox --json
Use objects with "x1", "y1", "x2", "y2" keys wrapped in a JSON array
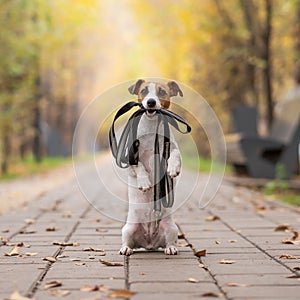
[{"x1": 137, "y1": 116, "x2": 165, "y2": 171}]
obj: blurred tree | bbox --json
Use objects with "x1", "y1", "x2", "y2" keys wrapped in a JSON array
[
  {"x1": 296, "y1": 0, "x2": 300, "y2": 79},
  {"x1": 0, "y1": 0, "x2": 99, "y2": 174},
  {"x1": 239, "y1": 0, "x2": 274, "y2": 128}
]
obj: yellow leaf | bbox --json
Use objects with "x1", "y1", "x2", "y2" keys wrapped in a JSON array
[
  {"x1": 42, "y1": 256, "x2": 57, "y2": 263},
  {"x1": 24, "y1": 219, "x2": 36, "y2": 225},
  {"x1": 279, "y1": 254, "x2": 298, "y2": 259},
  {"x1": 226, "y1": 282, "x2": 247, "y2": 287},
  {"x1": 44, "y1": 281, "x2": 62, "y2": 289},
  {"x1": 83, "y1": 247, "x2": 105, "y2": 252},
  {"x1": 4, "y1": 246, "x2": 19, "y2": 256},
  {"x1": 108, "y1": 289, "x2": 135, "y2": 298},
  {"x1": 8, "y1": 291, "x2": 33, "y2": 300},
  {"x1": 80, "y1": 285, "x2": 99, "y2": 292},
  {"x1": 188, "y1": 277, "x2": 199, "y2": 283},
  {"x1": 205, "y1": 215, "x2": 220, "y2": 221},
  {"x1": 99, "y1": 259, "x2": 124, "y2": 266},
  {"x1": 25, "y1": 252, "x2": 38, "y2": 256}
]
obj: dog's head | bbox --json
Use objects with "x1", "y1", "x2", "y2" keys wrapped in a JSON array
[{"x1": 128, "y1": 79, "x2": 183, "y2": 117}]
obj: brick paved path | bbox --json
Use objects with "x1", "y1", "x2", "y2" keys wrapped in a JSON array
[{"x1": 1, "y1": 157, "x2": 300, "y2": 300}]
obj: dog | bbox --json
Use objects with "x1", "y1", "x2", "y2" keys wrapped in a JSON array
[{"x1": 119, "y1": 79, "x2": 183, "y2": 256}]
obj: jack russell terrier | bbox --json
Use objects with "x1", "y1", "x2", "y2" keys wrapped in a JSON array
[{"x1": 119, "y1": 79, "x2": 183, "y2": 256}]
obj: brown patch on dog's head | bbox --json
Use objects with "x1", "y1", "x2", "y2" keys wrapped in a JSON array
[{"x1": 128, "y1": 79, "x2": 183, "y2": 109}]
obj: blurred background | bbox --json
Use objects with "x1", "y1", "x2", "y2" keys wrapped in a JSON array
[{"x1": 0, "y1": 0, "x2": 299, "y2": 178}]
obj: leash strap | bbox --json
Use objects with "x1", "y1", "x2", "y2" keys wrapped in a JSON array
[{"x1": 109, "y1": 101, "x2": 191, "y2": 211}]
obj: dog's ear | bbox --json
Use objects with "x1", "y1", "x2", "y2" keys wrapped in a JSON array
[
  {"x1": 128, "y1": 79, "x2": 145, "y2": 95},
  {"x1": 167, "y1": 81, "x2": 183, "y2": 97}
]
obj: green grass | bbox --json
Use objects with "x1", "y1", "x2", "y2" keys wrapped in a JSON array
[
  {"x1": 0, "y1": 156, "x2": 71, "y2": 181},
  {"x1": 182, "y1": 153, "x2": 231, "y2": 173},
  {"x1": 263, "y1": 180, "x2": 300, "y2": 206}
]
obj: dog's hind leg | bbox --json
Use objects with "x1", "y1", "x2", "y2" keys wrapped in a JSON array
[
  {"x1": 119, "y1": 223, "x2": 138, "y2": 256},
  {"x1": 159, "y1": 216, "x2": 178, "y2": 255}
]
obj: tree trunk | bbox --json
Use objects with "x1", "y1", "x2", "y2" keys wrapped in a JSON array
[
  {"x1": 262, "y1": 0, "x2": 273, "y2": 129},
  {"x1": 1, "y1": 126, "x2": 11, "y2": 175},
  {"x1": 240, "y1": 0, "x2": 274, "y2": 129},
  {"x1": 32, "y1": 76, "x2": 42, "y2": 163}
]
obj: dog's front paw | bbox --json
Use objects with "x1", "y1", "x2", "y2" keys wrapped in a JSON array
[
  {"x1": 119, "y1": 246, "x2": 133, "y2": 256},
  {"x1": 137, "y1": 175, "x2": 151, "y2": 192},
  {"x1": 167, "y1": 163, "x2": 181, "y2": 178},
  {"x1": 164, "y1": 246, "x2": 178, "y2": 255}
]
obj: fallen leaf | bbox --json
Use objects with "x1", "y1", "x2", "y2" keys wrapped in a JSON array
[
  {"x1": 99, "y1": 285, "x2": 110, "y2": 291},
  {"x1": 255, "y1": 206, "x2": 266, "y2": 214},
  {"x1": 25, "y1": 252, "x2": 38, "y2": 257},
  {"x1": 282, "y1": 231, "x2": 299, "y2": 244},
  {"x1": 70, "y1": 258, "x2": 81, "y2": 261},
  {"x1": 200, "y1": 292, "x2": 220, "y2": 297},
  {"x1": 188, "y1": 277, "x2": 199, "y2": 283},
  {"x1": 226, "y1": 282, "x2": 247, "y2": 287},
  {"x1": 42, "y1": 256, "x2": 57, "y2": 263},
  {"x1": 24, "y1": 218, "x2": 36, "y2": 225},
  {"x1": 219, "y1": 259, "x2": 235, "y2": 264},
  {"x1": 215, "y1": 240, "x2": 221, "y2": 245},
  {"x1": 194, "y1": 249, "x2": 206, "y2": 257},
  {"x1": 107, "y1": 289, "x2": 135, "y2": 299},
  {"x1": 75, "y1": 262, "x2": 86, "y2": 266},
  {"x1": 48, "y1": 289, "x2": 70, "y2": 297},
  {"x1": 44, "y1": 280, "x2": 62, "y2": 289},
  {"x1": 46, "y1": 227, "x2": 57, "y2": 232},
  {"x1": 293, "y1": 266, "x2": 300, "y2": 271},
  {"x1": 57, "y1": 254, "x2": 69, "y2": 259},
  {"x1": 198, "y1": 263, "x2": 208, "y2": 270},
  {"x1": 80, "y1": 285, "x2": 100, "y2": 292},
  {"x1": 282, "y1": 239, "x2": 298, "y2": 245},
  {"x1": 178, "y1": 242, "x2": 192, "y2": 247},
  {"x1": 292, "y1": 231, "x2": 299, "y2": 241},
  {"x1": 2, "y1": 229, "x2": 9, "y2": 233},
  {"x1": 83, "y1": 247, "x2": 105, "y2": 252},
  {"x1": 228, "y1": 239, "x2": 237, "y2": 243},
  {"x1": 52, "y1": 241, "x2": 80, "y2": 247},
  {"x1": 99, "y1": 259, "x2": 124, "y2": 267},
  {"x1": 139, "y1": 272, "x2": 145, "y2": 275},
  {"x1": 178, "y1": 233, "x2": 185, "y2": 239},
  {"x1": 4, "y1": 246, "x2": 20, "y2": 256},
  {"x1": 205, "y1": 215, "x2": 220, "y2": 221},
  {"x1": 7, "y1": 291, "x2": 32, "y2": 300},
  {"x1": 279, "y1": 254, "x2": 298, "y2": 259},
  {"x1": 274, "y1": 224, "x2": 291, "y2": 232},
  {"x1": 16, "y1": 242, "x2": 24, "y2": 247},
  {"x1": 0, "y1": 236, "x2": 8, "y2": 245},
  {"x1": 19, "y1": 230, "x2": 37, "y2": 234}
]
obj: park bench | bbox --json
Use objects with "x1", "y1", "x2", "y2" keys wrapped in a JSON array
[{"x1": 226, "y1": 105, "x2": 300, "y2": 179}]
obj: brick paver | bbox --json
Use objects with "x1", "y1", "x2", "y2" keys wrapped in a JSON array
[{"x1": 0, "y1": 157, "x2": 300, "y2": 300}]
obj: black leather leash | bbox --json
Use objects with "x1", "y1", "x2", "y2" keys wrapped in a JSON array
[{"x1": 109, "y1": 101, "x2": 191, "y2": 212}]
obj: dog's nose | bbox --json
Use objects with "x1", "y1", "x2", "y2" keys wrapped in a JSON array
[{"x1": 147, "y1": 99, "x2": 156, "y2": 108}]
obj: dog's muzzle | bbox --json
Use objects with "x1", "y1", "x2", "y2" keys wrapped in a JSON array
[{"x1": 144, "y1": 99, "x2": 158, "y2": 117}]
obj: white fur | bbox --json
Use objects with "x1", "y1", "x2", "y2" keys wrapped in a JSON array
[
  {"x1": 141, "y1": 82, "x2": 162, "y2": 110},
  {"x1": 120, "y1": 90, "x2": 181, "y2": 256}
]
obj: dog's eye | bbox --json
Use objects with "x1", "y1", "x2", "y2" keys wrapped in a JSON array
[
  {"x1": 158, "y1": 89, "x2": 167, "y2": 97},
  {"x1": 140, "y1": 88, "x2": 148, "y2": 96}
]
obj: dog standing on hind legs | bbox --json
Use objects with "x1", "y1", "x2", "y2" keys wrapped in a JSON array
[{"x1": 119, "y1": 79, "x2": 184, "y2": 256}]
